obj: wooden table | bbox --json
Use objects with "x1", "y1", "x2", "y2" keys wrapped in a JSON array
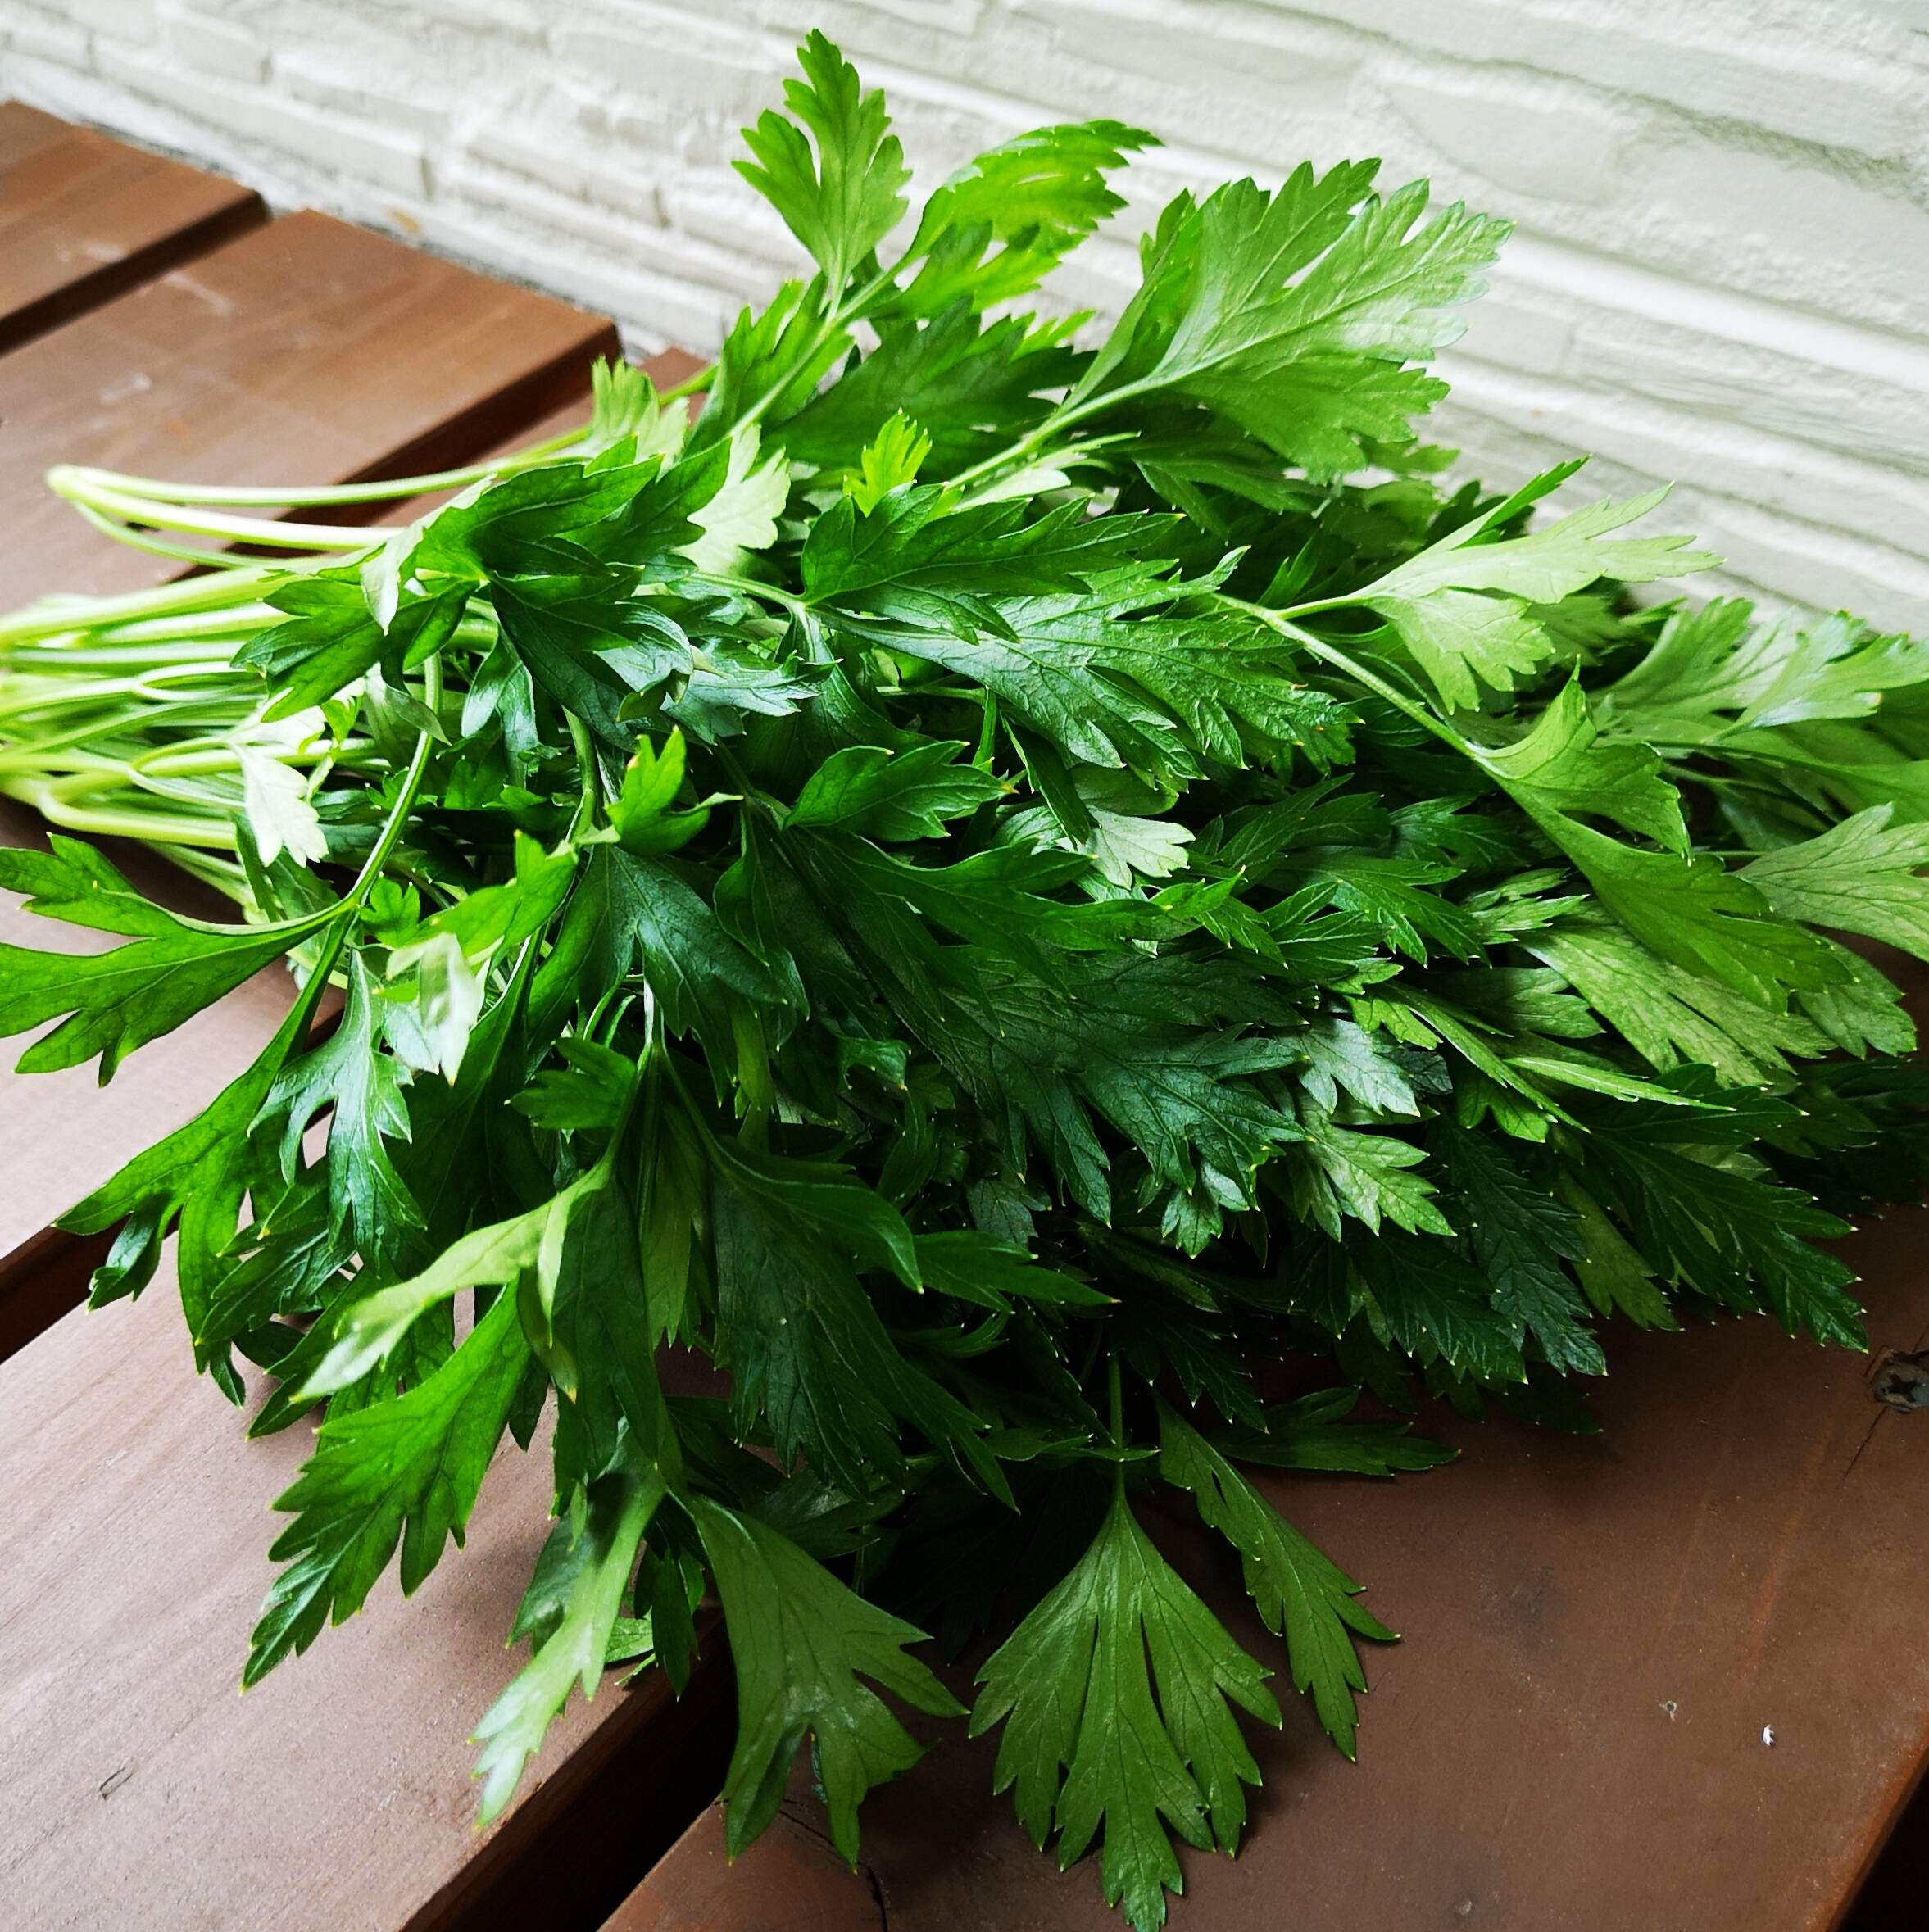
[
  {"x1": 0, "y1": 109, "x2": 730, "y2": 1932},
  {"x1": 2, "y1": 105, "x2": 1925, "y2": 1932},
  {"x1": 0, "y1": 103, "x2": 263, "y2": 351},
  {"x1": 612, "y1": 1235, "x2": 1929, "y2": 1931}
]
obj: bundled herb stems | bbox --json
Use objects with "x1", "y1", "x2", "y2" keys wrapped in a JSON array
[{"x1": 4, "y1": 35, "x2": 1928, "y2": 1928}]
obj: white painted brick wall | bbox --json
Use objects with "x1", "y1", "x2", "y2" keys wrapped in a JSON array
[{"x1": 4, "y1": 0, "x2": 1928, "y2": 624}]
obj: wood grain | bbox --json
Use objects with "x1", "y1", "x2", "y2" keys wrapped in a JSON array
[
  {"x1": 0, "y1": 208, "x2": 617, "y2": 604},
  {"x1": 610, "y1": 1216, "x2": 1929, "y2": 1932},
  {"x1": 0, "y1": 1268, "x2": 728, "y2": 1932},
  {"x1": 606, "y1": 1790, "x2": 881, "y2": 1932},
  {"x1": 0, "y1": 137, "x2": 736, "y2": 1930},
  {"x1": 0, "y1": 102, "x2": 264, "y2": 351},
  {"x1": 374, "y1": 345, "x2": 709, "y2": 528}
]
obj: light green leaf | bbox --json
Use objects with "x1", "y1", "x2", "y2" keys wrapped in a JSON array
[
  {"x1": 0, "y1": 835, "x2": 186, "y2": 937},
  {"x1": 0, "y1": 906, "x2": 307, "y2": 1080},
  {"x1": 606, "y1": 728, "x2": 711, "y2": 855},
  {"x1": 1529, "y1": 918, "x2": 1832, "y2": 1082},
  {"x1": 894, "y1": 119, "x2": 1155, "y2": 315},
  {"x1": 386, "y1": 832, "x2": 577, "y2": 973},
  {"x1": 1603, "y1": 600, "x2": 1929, "y2": 745},
  {"x1": 1078, "y1": 167, "x2": 1507, "y2": 476},
  {"x1": 1470, "y1": 678, "x2": 1688, "y2": 853},
  {"x1": 237, "y1": 744, "x2": 327, "y2": 865},
  {"x1": 582, "y1": 356, "x2": 690, "y2": 460},
  {"x1": 1742, "y1": 805, "x2": 1929, "y2": 961},
  {"x1": 297, "y1": 1170, "x2": 600, "y2": 1396},
  {"x1": 679, "y1": 425, "x2": 788, "y2": 574},
  {"x1": 972, "y1": 1487, "x2": 1278, "y2": 1932},
  {"x1": 1546, "y1": 821, "x2": 1840, "y2": 1009},
  {"x1": 1362, "y1": 485, "x2": 1716, "y2": 710},
  {"x1": 736, "y1": 29, "x2": 910, "y2": 293},
  {"x1": 1291, "y1": 1014, "x2": 1420, "y2": 1116},
  {"x1": 247, "y1": 1287, "x2": 531, "y2": 1684},
  {"x1": 845, "y1": 411, "x2": 930, "y2": 511},
  {"x1": 1287, "y1": 1103, "x2": 1451, "y2": 1239},
  {"x1": 473, "y1": 1454, "x2": 667, "y2": 1823}
]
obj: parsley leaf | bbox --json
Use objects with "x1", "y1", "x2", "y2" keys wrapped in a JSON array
[
  {"x1": 1158, "y1": 1403, "x2": 1394, "y2": 1757},
  {"x1": 697, "y1": 1498, "x2": 964, "y2": 1862},
  {"x1": 473, "y1": 1449, "x2": 667, "y2": 1822},
  {"x1": 972, "y1": 1487, "x2": 1279, "y2": 1931},
  {"x1": 791, "y1": 737, "x2": 1008, "y2": 839},
  {"x1": 1359, "y1": 481, "x2": 1716, "y2": 710},
  {"x1": 247, "y1": 1286, "x2": 531, "y2": 1685},
  {"x1": 261, "y1": 953, "x2": 420, "y2": 1265},
  {"x1": 1741, "y1": 805, "x2": 1929, "y2": 959},
  {"x1": 737, "y1": 29, "x2": 910, "y2": 297},
  {"x1": 0, "y1": 905, "x2": 311, "y2": 1079},
  {"x1": 1075, "y1": 168, "x2": 1508, "y2": 475}
]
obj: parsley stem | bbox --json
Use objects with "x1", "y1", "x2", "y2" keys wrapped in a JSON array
[
  {"x1": 42, "y1": 435, "x2": 582, "y2": 511},
  {"x1": 1107, "y1": 1354, "x2": 1127, "y2": 1494},
  {"x1": 945, "y1": 375, "x2": 1164, "y2": 497},
  {"x1": 659, "y1": 363, "x2": 714, "y2": 402},
  {"x1": 690, "y1": 570, "x2": 809, "y2": 619},
  {"x1": 0, "y1": 778, "x2": 238, "y2": 846},
  {"x1": 0, "y1": 569, "x2": 277, "y2": 644},
  {"x1": 342, "y1": 669, "x2": 438, "y2": 905},
  {"x1": 67, "y1": 503, "x2": 271, "y2": 571},
  {"x1": 39, "y1": 362, "x2": 714, "y2": 533},
  {"x1": 728, "y1": 265, "x2": 896, "y2": 438},
  {"x1": 50, "y1": 473, "x2": 377, "y2": 551},
  {"x1": 1237, "y1": 601, "x2": 1469, "y2": 755},
  {"x1": 12, "y1": 613, "x2": 276, "y2": 651},
  {"x1": 566, "y1": 712, "x2": 601, "y2": 841}
]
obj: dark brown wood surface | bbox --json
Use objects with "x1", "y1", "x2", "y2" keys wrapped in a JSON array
[
  {"x1": 0, "y1": 1265, "x2": 731, "y2": 1932},
  {"x1": 610, "y1": 1213, "x2": 1929, "y2": 1932},
  {"x1": 0, "y1": 102, "x2": 264, "y2": 351},
  {"x1": 0, "y1": 130, "x2": 730, "y2": 1925},
  {"x1": 0, "y1": 208, "x2": 617, "y2": 604},
  {"x1": 610, "y1": 1789, "x2": 879, "y2": 1932}
]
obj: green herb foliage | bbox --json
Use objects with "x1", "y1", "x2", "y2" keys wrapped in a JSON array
[{"x1": 4, "y1": 34, "x2": 1927, "y2": 1929}]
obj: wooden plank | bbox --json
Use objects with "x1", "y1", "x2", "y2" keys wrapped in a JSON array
[
  {"x1": 0, "y1": 1223, "x2": 111, "y2": 1363},
  {"x1": 0, "y1": 1269, "x2": 733, "y2": 1932},
  {"x1": 607, "y1": 1797, "x2": 879, "y2": 1932},
  {"x1": 0, "y1": 208, "x2": 618, "y2": 605},
  {"x1": 609, "y1": 1213, "x2": 1929, "y2": 1932},
  {"x1": 1848, "y1": 1780, "x2": 1929, "y2": 1930},
  {"x1": 0, "y1": 320, "x2": 737, "y2": 1920},
  {"x1": 0, "y1": 102, "x2": 265, "y2": 352}
]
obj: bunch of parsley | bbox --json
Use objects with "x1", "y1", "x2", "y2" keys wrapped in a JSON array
[{"x1": 6, "y1": 34, "x2": 1929, "y2": 1929}]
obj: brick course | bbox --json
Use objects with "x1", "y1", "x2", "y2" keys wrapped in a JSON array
[{"x1": 4, "y1": 0, "x2": 1926, "y2": 624}]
